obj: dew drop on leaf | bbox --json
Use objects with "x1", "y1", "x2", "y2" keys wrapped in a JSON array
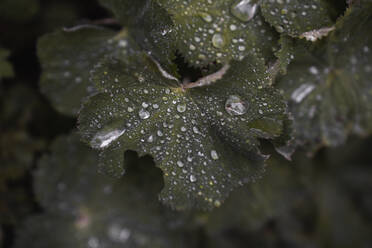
[
  {"x1": 225, "y1": 95, "x2": 247, "y2": 116},
  {"x1": 231, "y1": 0, "x2": 258, "y2": 22},
  {"x1": 212, "y1": 33, "x2": 226, "y2": 49},
  {"x1": 138, "y1": 109, "x2": 150, "y2": 119},
  {"x1": 177, "y1": 161, "x2": 184, "y2": 168},
  {"x1": 200, "y1": 12, "x2": 213, "y2": 23},
  {"x1": 189, "y1": 175, "x2": 197, "y2": 182},
  {"x1": 90, "y1": 129, "x2": 125, "y2": 149},
  {"x1": 176, "y1": 103, "x2": 187, "y2": 113},
  {"x1": 210, "y1": 150, "x2": 219, "y2": 160}
]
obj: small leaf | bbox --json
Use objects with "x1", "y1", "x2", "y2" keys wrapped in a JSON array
[
  {"x1": 277, "y1": 4, "x2": 372, "y2": 152},
  {"x1": 0, "y1": 47, "x2": 14, "y2": 79},
  {"x1": 37, "y1": 26, "x2": 136, "y2": 116},
  {"x1": 261, "y1": 0, "x2": 334, "y2": 38},
  {"x1": 78, "y1": 51, "x2": 287, "y2": 210},
  {"x1": 156, "y1": 0, "x2": 278, "y2": 67}
]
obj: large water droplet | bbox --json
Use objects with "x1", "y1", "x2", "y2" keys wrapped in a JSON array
[
  {"x1": 177, "y1": 103, "x2": 187, "y2": 113},
  {"x1": 138, "y1": 109, "x2": 150, "y2": 119},
  {"x1": 212, "y1": 34, "x2": 226, "y2": 49},
  {"x1": 91, "y1": 129, "x2": 125, "y2": 149},
  {"x1": 231, "y1": 0, "x2": 258, "y2": 22},
  {"x1": 225, "y1": 95, "x2": 247, "y2": 116}
]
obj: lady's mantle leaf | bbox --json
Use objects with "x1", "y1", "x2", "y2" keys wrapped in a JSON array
[
  {"x1": 27, "y1": 133, "x2": 193, "y2": 248},
  {"x1": 261, "y1": 0, "x2": 334, "y2": 39},
  {"x1": 78, "y1": 53, "x2": 287, "y2": 210},
  {"x1": 156, "y1": 0, "x2": 278, "y2": 66},
  {"x1": 277, "y1": 4, "x2": 372, "y2": 153},
  {"x1": 0, "y1": 47, "x2": 14, "y2": 79},
  {"x1": 37, "y1": 26, "x2": 135, "y2": 116}
]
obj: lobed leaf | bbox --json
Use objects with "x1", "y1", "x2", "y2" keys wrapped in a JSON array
[
  {"x1": 156, "y1": 0, "x2": 278, "y2": 67},
  {"x1": 78, "y1": 50, "x2": 287, "y2": 210}
]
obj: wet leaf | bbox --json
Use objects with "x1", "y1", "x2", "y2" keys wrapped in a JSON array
[
  {"x1": 156, "y1": 0, "x2": 278, "y2": 67},
  {"x1": 23, "y1": 133, "x2": 194, "y2": 248},
  {"x1": 0, "y1": 47, "x2": 14, "y2": 79},
  {"x1": 78, "y1": 51, "x2": 287, "y2": 210},
  {"x1": 37, "y1": 26, "x2": 136, "y2": 116},
  {"x1": 261, "y1": 0, "x2": 334, "y2": 38},
  {"x1": 277, "y1": 4, "x2": 372, "y2": 152}
]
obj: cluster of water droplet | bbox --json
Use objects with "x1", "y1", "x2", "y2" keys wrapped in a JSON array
[
  {"x1": 157, "y1": 0, "x2": 276, "y2": 65},
  {"x1": 261, "y1": 0, "x2": 332, "y2": 37}
]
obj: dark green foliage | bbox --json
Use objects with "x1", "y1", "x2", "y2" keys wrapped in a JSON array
[
  {"x1": 2, "y1": 0, "x2": 372, "y2": 247},
  {"x1": 16, "y1": 133, "x2": 196, "y2": 248},
  {"x1": 78, "y1": 51, "x2": 287, "y2": 209},
  {"x1": 277, "y1": 3, "x2": 372, "y2": 152}
]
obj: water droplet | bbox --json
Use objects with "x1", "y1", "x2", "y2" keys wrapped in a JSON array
[
  {"x1": 138, "y1": 109, "x2": 150, "y2": 119},
  {"x1": 276, "y1": 25, "x2": 284, "y2": 33},
  {"x1": 190, "y1": 175, "x2": 197, "y2": 182},
  {"x1": 177, "y1": 103, "x2": 187, "y2": 113},
  {"x1": 230, "y1": 24, "x2": 237, "y2": 31},
  {"x1": 91, "y1": 129, "x2": 125, "y2": 149},
  {"x1": 153, "y1": 104, "x2": 159, "y2": 109},
  {"x1": 181, "y1": 126, "x2": 187, "y2": 132},
  {"x1": 157, "y1": 130, "x2": 163, "y2": 137},
  {"x1": 291, "y1": 83, "x2": 315, "y2": 103},
  {"x1": 231, "y1": 0, "x2": 258, "y2": 22},
  {"x1": 225, "y1": 95, "x2": 247, "y2": 116},
  {"x1": 200, "y1": 12, "x2": 213, "y2": 22},
  {"x1": 147, "y1": 135, "x2": 154, "y2": 143},
  {"x1": 127, "y1": 107, "x2": 134, "y2": 112},
  {"x1": 177, "y1": 161, "x2": 184, "y2": 167},
  {"x1": 214, "y1": 200, "x2": 221, "y2": 207},
  {"x1": 211, "y1": 150, "x2": 219, "y2": 160},
  {"x1": 212, "y1": 33, "x2": 226, "y2": 49}
]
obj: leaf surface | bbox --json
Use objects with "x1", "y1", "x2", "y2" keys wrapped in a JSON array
[
  {"x1": 277, "y1": 4, "x2": 372, "y2": 152},
  {"x1": 78, "y1": 52, "x2": 287, "y2": 210},
  {"x1": 261, "y1": 0, "x2": 334, "y2": 38},
  {"x1": 37, "y1": 26, "x2": 135, "y2": 116},
  {"x1": 156, "y1": 0, "x2": 278, "y2": 66}
]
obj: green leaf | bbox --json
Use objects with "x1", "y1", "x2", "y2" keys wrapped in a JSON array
[
  {"x1": 276, "y1": 4, "x2": 372, "y2": 152},
  {"x1": 37, "y1": 26, "x2": 136, "y2": 116},
  {"x1": 78, "y1": 52, "x2": 287, "y2": 210},
  {"x1": 24, "y1": 133, "x2": 194, "y2": 248},
  {"x1": 261, "y1": 0, "x2": 334, "y2": 38},
  {"x1": 0, "y1": 47, "x2": 14, "y2": 79},
  {"x1": 156, "y1": 0, "x2": 278, "y2": 67}
]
